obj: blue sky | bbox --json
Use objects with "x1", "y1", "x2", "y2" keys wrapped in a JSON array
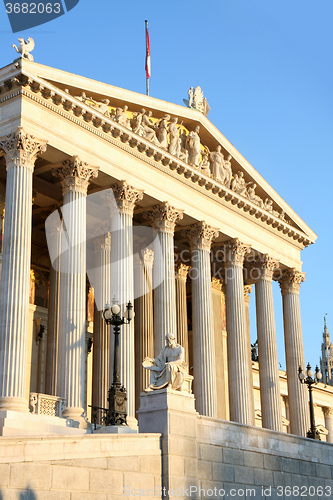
[{"x1": 0, "y1": 0, "x2": 332, "y2": 371}]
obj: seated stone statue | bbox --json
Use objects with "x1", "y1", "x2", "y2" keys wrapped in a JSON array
[{"x1": 143, "y1": 333, "x2": 188, "y2": 391}]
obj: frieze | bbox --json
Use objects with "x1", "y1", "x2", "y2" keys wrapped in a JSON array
[{"x1": 1, "y1": 76, "x2": 313, "y2": 247}]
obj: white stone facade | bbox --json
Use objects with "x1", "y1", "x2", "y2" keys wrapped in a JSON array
[{"x1": 0, "y1": 58, "x2": 332, "y2": 443}]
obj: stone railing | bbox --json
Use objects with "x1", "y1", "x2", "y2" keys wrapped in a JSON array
[{"x1": 29, "y1": 393, "x2": 66, "y2": 418}]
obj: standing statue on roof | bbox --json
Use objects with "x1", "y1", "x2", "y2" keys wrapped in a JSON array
[
  {"x1": 184, "y1": 86, "x2": 210, "y2": 116},
  {"x1": 12, "y1": 37, "x2": 35, "y2": 61}
]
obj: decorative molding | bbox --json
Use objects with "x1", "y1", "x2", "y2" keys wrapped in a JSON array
[
  {"x1": 279, "y1": 268, "x2": 306, "y2": 295},
  {"x1": 53, "y1": 156, "x2": 99, "y2": 195},
  {"x1": 145, "y1": 202, "x2": 184, "y2": 234},
  {"x1": 185, "y1": 221, "x2": 219, "y2": 251},
  {"x1": 0, "y1": 127, "x2": 47, "y2": 171}
]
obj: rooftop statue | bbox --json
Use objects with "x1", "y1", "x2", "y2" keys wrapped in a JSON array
[
  {"x1": 143, "y1": 333, "x2": 188, "y2": 391},
  {"x1": 184, "y1": 86, "x2": 210, "y2": 116},
  {"x1": 12, "y1": 37, "x2": 35, "y2": 61}
]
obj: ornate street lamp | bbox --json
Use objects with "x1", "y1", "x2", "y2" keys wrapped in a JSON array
[
  {"x1": 103, "y1": 297, "x2": 135, "y2": 426},
  {"x1": 298, "y1": 363, "x2": 322, "y2": 440}
]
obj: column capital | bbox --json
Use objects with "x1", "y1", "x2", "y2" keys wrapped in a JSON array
[
  {"x1": 93, "y1": 232, "x2": 111, "y2": 252},
  {"x1": 279, "y1": 268, "x2": 306, "y2": 295},
  {"x1": 145, "y1": 202, "x2": 184, "y2": 234},
  {"x1": 186, "y1": 221, "x2": 219, "y2": 251},
  {"x1": 255, "y1": 254, "x2": 279, "y2": 281},
  {"x1": 175, "y1": 263, "x2": 190, "y2": 281},
  {"x1": 244, "y1": 284, "x2": 253, "y2": 304},
  {"x1": 224, "y1": 238, "x2": 251, "y2": 267},
  {"x1": 211, "y1": 277, "x2": 223, "y2": 292},
  {"x1": 322, "y1": 406, "x2": 333, "y2": 418},
  {"x1": 0, "y1": 127, "x2": 47, "y2": 171},
  {"x1": 53, "y1": 156, "x2": 99, "y2": 195},
  {"x1": 111, "y1": 181, "x2": 144, "y2": 216}
]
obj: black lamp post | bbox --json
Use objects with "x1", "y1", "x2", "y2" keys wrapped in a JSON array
[
  {"x1": 298, "y1": 363, "x2": 322, "y2": 440},
  {"x1": 103, "y1": 297, "x2": 135, "y2": 426}
]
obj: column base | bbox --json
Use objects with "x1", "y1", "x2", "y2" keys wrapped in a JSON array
[
  {"x1": 0, "y1": 410, "x2": 92, "y2": 437},
  {"x1": 0, "y1": 396, "x2": 29, "y2": 413},
  {"x1": 62, "y1": 406, "x2": 91, "y2": 429}
]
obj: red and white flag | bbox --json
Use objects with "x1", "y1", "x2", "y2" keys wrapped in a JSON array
[{"x1": 145, "y1": 21, "x2": 151, "y2": 79}]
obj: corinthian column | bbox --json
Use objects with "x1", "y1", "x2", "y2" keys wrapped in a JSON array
[
  {"x1": 224, "y1": 238, "x2": 254, "y2": 425},
  {"x1": 109, "y1": 182, "x2": 144, "y2": 426},
  {"x1": 54, "y1": 157, "x2": 99, "y2": 420},
  {"x1": 175, "y1": 263, "x2": 190, "y2": 364},
  {"x1": 92, "y1": 232, "x2": 112, "y2": 414},
  {"x1": 146, "y1": 202, "x2": 184, "y2": 356},
  {"x1": 45, "y1": 221, "x2": 63, "y2": 396},
  {"x1": 280, "y1": 269, "x2": 308, "y2": 437},
  {"x1": 187, "y1": 221, "x2": 219, "y2": 417},
  {"x1": 134, "y1": 248, "x2": 154, "y2": 411},
  {"x1": 0, "y1": 128, "x2": 47, "y2": 412},
  {"x1": 255, "y1": 255, "x2": 282, "y2": 431}
]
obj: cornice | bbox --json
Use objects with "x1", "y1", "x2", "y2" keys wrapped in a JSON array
[{"x1": 0, "y1": 74, "x2": 314, "y2": 248}]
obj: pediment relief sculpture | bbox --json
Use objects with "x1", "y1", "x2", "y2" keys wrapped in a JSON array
[{"x1": 57, "y1": 88, "x2": 291, "y2": 225}]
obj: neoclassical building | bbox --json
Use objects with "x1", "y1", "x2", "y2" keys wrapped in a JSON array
[{"x1": 0, "y1": 54, "x2": 332, "y2": 442}]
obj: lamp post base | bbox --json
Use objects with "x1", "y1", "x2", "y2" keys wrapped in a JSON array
[
  {"x1": 307, "y1": 428, "x2": 321, "y2": 440},
  {"x1": 105, "y1": 384, "x2": 127, "y2": 426}
]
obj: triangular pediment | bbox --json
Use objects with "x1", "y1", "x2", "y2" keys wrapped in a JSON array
[{"x1": 0, "y1": 59, "x2": 317, "y2": 246}]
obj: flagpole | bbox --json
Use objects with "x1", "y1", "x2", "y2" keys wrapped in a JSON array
[{"x1": 145, "y1": 20, "x2": 149, "y2": 96}]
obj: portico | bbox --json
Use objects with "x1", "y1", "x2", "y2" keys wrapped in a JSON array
[{"x1": 0, "y1": 57, "x2": 320, "y2": 438}]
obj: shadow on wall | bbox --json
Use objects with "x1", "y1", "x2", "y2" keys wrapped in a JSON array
[{"x1": 0, "y1": 487, "x2": 37, "y2": 499}]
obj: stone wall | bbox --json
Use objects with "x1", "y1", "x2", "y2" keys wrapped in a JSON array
[
  {"x1": 138, "y1": 389, "x2": 333, "y2": 500},
  {"x1": 196, "y1": 417, "x2": 333, "y2": 499},
  {"x1": 0, "y1": 433, "x2": 162, "y2": 499}
]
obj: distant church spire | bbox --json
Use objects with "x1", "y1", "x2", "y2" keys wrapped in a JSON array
[{"x1": 320, "y1": 315, "x2": 333, "y2": 385}]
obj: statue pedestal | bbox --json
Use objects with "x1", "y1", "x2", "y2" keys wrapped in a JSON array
[{"x1": 138, "y1": 387, "x2": 199, "y2": 500}]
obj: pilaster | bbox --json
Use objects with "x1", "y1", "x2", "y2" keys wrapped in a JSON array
[
  {"x1": 322, "y1": 407, "x2": 333, "y2": 443},
  {"x1": 134, "y1": 248, "x2": 154, "y2": 412},
  {"x1": 175, "y1": 263, "x2": 190, "y2": 365}
]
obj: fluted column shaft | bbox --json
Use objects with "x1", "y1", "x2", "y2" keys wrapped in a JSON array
[
  {"x1": 146, "y1": 202, "x2": 183, "y2": 356},
  {"x1": 110, "y1": 182, "x2": 144, "y2": 424},
  {"x1": 255, "y1": 256, "x2": 282, "y2": 431},
  {"x1": 224, "y1": 238, "x2": 254, "y2": 425},
  {"x1": 175, "y1": 264, "x2": 190, "y2": 364},
  {"x1": 54, "y1": 157, "x2": 98, "y2": 419},
  {"x1": 45, "y1": 223, "x2": 62, "y2": 396},
  {"x1": 92, "y1": 233, "x2": 111, "y2": 413},
  {"x1": 323, "y1": 407, "x2": 333, "y2": 443},
  {"x1": 0, "y1": 129, "x2": 46, "y2": 411},
  {"x1": 280, "y1": 269, "x2": 308, "y2": 437},
  {"x1": 188, "y1": 222, "x2": 218, "y2": 417},
  {"x1": 134, "y1": 249, "x2": 154, "y2": 410}
]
